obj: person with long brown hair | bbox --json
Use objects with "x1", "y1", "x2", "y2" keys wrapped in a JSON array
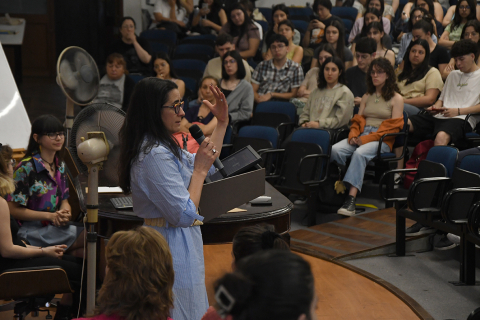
[
  {"x1": 330, "y1": 58, "x2": 404, "y2": 216},
  {"x1": 75, "y1": 227, "x2": 174, "y2": 320}
]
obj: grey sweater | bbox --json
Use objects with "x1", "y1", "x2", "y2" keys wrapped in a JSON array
[{"x1": 222, "y1": 79, "x2": 254, "y2": 123}]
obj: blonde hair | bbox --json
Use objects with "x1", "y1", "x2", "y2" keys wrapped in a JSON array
[
  {"x1": 0, "y1": 145, "x2": 15, "y2": 196},
  {"x1": 96, "y1": 227, "x2": 174, "y2": 320}
]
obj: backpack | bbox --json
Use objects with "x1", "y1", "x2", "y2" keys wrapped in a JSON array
[
  {"x1": 404, "y1": 140, "x2": 434, "y2": 189},
  {"x1": 317, "y1": 162, "x2": 347, "y2": 210}
]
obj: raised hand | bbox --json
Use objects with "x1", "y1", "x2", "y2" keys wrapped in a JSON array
[{"x1": 203, "y1": 85, "x2": 229, "y2": 123}]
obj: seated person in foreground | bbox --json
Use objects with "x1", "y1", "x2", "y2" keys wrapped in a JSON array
[
  {"x1": 299, "y1": 56, "x2": 354, "y2": 129},
  {"x1": 408, "y1": 39, "x2": 480, "y2": 146},
  {"x1": 397, "y1": 39, "x2": 444, "y2": 116},
  {"x1": 252, "y1": 34, "x2": 304, "y2": 104},
  {"x1": 346, "y1": 37, "x2": 377, "y2": 107},
  {"x1": 107, "y1": 17, "x2": 152, "y2": 76},
  {"x1": 219, "y1": 50, "x2": 254, "y2": 124},
  {"x1": 93, "y1": 53, "x2": 135, "y2": 112},
  {"x1": 203, "y1": 33, "x2": 252, "y2": 82},
  {"x1": 75, "y1": 227, "x2": 174, "y2": 320},
  {"x1": 331, "y1": 58, "x2": 404, "y2": 216}
]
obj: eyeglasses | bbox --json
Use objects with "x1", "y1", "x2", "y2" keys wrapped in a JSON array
[
  {"x1": 223, "y1": 59, "x2": 237, "y2": 65},
  {"x1": 355, "y1": 53, "x2": 371, "y2": 60},
  {"x1": 370, "y1": 70, "x2": 386, "y2": 76},
  {"x1": 44, "y1": 132, "x2": 66, "y2": 140},
  {"x1": 270, "y1": 44, "x2": 286, "y2": 51},
  {"x1": 459, "y1": 5, "x2": 471, "y2": 10},
  {"x1": 162, "y1": 101, "x2": 184, "y2": 114}
]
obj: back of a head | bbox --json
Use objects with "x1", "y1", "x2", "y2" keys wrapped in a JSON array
[
  {"x1": 97, "y1": 227, "x2": 174, "y2": 320},
  {"x1": 412, "y1": 18, "x2": 434, "y2": 37},
  {"x1": 355, "y1": 37, "x2": 377, "y2": 55},
  {"x1": 232, "y1": 224, "x2": 289, "y2": 264},
  {"x1": 214, "y1": 250, "x2": 315, "y2": 320},
  {"x1": 216, "y1": 33, "x2": 234, "y2": 47}
]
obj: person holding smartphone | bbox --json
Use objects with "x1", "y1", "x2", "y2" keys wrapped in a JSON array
[{"x1": 191, "y1": 0, "x2": 227, "y2": 34}]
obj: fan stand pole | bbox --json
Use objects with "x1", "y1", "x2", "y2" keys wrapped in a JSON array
[
  {"x1": 65, "y1": 99, "x2": 75, "y2": 148},
  {"x1": 85, "y1": 164, "x2": 99, "y2": 316}
]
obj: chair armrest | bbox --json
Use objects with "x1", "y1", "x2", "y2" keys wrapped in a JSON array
[
  {"x1": 222, "y1": 144, "x2": 233, "y2": 149},
  {"x1": 376, "y1": 129, "x2": 409, "y2": 161},
  {"x1": 464, "y1": 113, "x2": 480, "y2": 139},
  {"x1": 259, "y1": 148, "x2": 285, "y2": 178},
  {"x1": 298, "y1": 154, "x2": 330, "y2": 186},
  {"x1": 442, "y1": 187, "x2": 480, "y2": 224},
  {"x1": 232, "y1": 119, "x2": 251, "y2": 135},
  {"x1": 277, "y1": 122, "x2": 296, "y2": 139},
  {"x1": 467, "y1": 200, "x2": 480, "y2": 236},
  {"x1": 379, "y1": 168, "x2": 419, "y2": 201},
  {"x1": 407, "y1": 177, "x2": 450, "y2": 213}
]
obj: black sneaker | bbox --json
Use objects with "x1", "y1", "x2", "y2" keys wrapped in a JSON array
[
  {"x1": 435, "y1": 234, "x2": 458, "y2": 250},
  {"x1": 337, "y1": 195, "x2": 356, "y2": 217},
  {"x1": 405, "y1": 222, "x2": 436, "y2": 236}
]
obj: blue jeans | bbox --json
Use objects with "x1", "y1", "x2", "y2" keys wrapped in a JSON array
[
  {"x1": 403, "y1": 103, "x2": 420, "y2": 116},
  {"x1": 330, "y1": 126, "x2": 390, "y2": 192}
]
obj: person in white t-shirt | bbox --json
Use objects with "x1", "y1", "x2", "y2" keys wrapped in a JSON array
[
  {"x1": 408, "y1": 39, "x2": 480, "y2": 146},
  {"x1": 154, "y1": 0, "x2": 188, "y2": 35}
]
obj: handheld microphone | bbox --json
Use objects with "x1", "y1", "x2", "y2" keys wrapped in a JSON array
[{"x1": 189, "y1": 124, "x2": 228, "y2": 178}]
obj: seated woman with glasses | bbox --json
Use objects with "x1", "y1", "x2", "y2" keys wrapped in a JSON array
[
  {"x1": 7, "y1": 115, "x2": 85, "y2": 258},
  {"x1": 439, "y1": 0, "x2": 476, "y2": 49},
  {"x1": 219, "y1": 50, "x2": 254, "y2": 124},
  {"x1": 330, "y1": 58, "x2": 404, "y2": 217}
]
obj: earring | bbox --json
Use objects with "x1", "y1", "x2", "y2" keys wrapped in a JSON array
[{"x1": 39, "y1": 145, "x2": 42, "y2": 152}]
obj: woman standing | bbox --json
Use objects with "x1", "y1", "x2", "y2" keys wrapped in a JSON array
[
  {"x1": 191, "y1": 0, "x2": 227, "y2": 34},
  {"x1": 108, "y1": 17, "x2": 152, "y2": 76},
  {"x1": 330, "y1": 58, "x2": 404, "y2": 216},
  {"x1": 397, "y1": 39, "x2": 444, "y2": 116},
  {"x1": 220, "y1": 50, "x2": 254, "y2": 124},
  {"x1": 299, "y1": 56, "x2": 354, "y2": 129},
  {"x1": 439, "y1": 0, "x2": 476, "y2": 49},
  {"x1": 220, "y1": 4, "x2": 260, "y2": 59},
  {"x1": 366, "y1": 22, "x2": 395, "y2": 66},
  {"x1": 118, "y1": 78, "x2": 228, "y2": 320},
  {"x1": 8, "y1": 115, "x2": 85, "y2": 258},
  {"x1": 153, "y1": 52, "x2": 186, "y2": 99},
  {"x1": 264, "y1": 20, "x2": 303, "y2": 64}
]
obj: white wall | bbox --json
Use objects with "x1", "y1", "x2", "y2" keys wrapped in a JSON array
[{"x1": 123, "y1": 0, "x2": 144, "y2": 34}]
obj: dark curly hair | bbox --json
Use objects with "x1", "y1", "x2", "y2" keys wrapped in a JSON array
[
  {"x1": 366, "y1": 57, "x2": 399, "y2": 101},
  {"x1": 318, "y1": 56, "x2": 346, "y2": 89}
]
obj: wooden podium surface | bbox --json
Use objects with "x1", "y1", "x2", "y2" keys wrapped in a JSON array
[{"x1": 96, "y1": 182, "x2": 292, "y2": 244}]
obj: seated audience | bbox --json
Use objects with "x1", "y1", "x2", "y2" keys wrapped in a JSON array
[
  {"x1": 0, "y1": 144, "x2": 82, "y2": 320},
  {"x1": 264, "y1": 20, "x2": 303, "y2": 64},
  {"x1": 8, "y1": 115, "x2": 85, "y2": 258},
  {"x1": 153, "y1": 52, "x2": 185, "y2": 99},
  {"x1": 350, "y1": 0, "x2": 392, "y2": 43},
  {"x1": 154, "y1": 0, "x2": 189, "y2": 37},
  {"x1": 302, "y1": 0, "x2": 344, "y2": 57},
  {"x1": 396, "y1": 8, "x2": 438, "y2": 65},
  {"x1": 220, "y1": 4, "x2": 260, "y2": 59},
  {"x1": 292, "y1": 43, "x2": 337, "y2": 114},
  {"x1": 191, "y1": 0, "x2": 227, "y2": 35},
  {"x1": 220, "y1": 51, "x2": 254, "y2": 124},
  {"x1": 75, "y1": 227, "x2": 174, "y2": 320},
  {"x1": 315, "y1": 21, "x2": 353, "y2": 69},
  {"x1": 331, "y1": 58, "x2": 403, "y2": 216},
  {"x1": 442, "y1": 4, "x2": 480, "y2": 27},
  {"x1": 206, "y1": 250, "x2": 316, "y2": 320},
  {"x1": 239, "y1": 0, "x2": 264, "y2": 40},
  {"x1": 108, "y1": 17, "x2": 152, "y2": 76},
  {"x1": 408, "y1": 39, "x2": 480, "y2": 147},
  {"x1": 350, "y1": 8, "x2": 393, "y2": 54},
  {"x1": 203, "y1": 33, "x2": 252, "y2": 82},
  {"x1": 442, "y1": 19, "x2": 480, "y2": 79},
  {"x1": 252, "y1": 34, "x2": 304, "y2": 104},
  {"x1": 180, "y1": 76, "x2": 218, "y2": 136},
  {"x1": 413, "y1": 0, "x2": 443, "y2": 36},
  {"x1": 397, "y1": 39, "x2": 444, "y2": 116},
  {"x1": 366, "y1": 22, "x2": 395, "y2": 66},
  {"x1": 346, "y1": 37, "x2": 377, "y2": 107},
  {"x1": 357, "y1": 0, "x2": 395, "y2": 22},
  {"x1": 93, "y1": 53, "x2": 135, "y2": 112},
  {"x1": 403, "y1": 0, "x2": 444, "y2": 23},
  {"x1": 439, "y1": 0, "x2": 476, "y2": 49},
  {"x1": 299, "y1": 57, "x2": 354, "y2": 129},
  {"x1": 262, "y1": 4, "x2": 301, "y2": 56}
]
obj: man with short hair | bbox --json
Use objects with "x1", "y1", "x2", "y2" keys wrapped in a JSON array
[
  {"x1": 408, "y1": 39, "x2": 480, "y2": 147},
  {"x1": 251, "y1": 34, "x2": 304, "y2": 104},
  {"x1": 203, "y1": 33, "x2": 252, "y2": 81},
  {"x1": 345, "y1": 37, "x2": 377, "y2": 106}
]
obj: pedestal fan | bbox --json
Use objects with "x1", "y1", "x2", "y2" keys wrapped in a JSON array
[
  {"x1": 56, "y1": 46, "x2": 100, "y2": 146},
  {"x1": 70, "y1": 103, "x2": 126, "y2": 316}
]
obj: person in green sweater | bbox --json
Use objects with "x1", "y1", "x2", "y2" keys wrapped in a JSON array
[{"x1": 299, "y1": 56, "x2": 354, "y2": 129}]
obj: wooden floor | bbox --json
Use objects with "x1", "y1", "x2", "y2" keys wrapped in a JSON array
[
  {"x1": 204, "y1": 243, "x2": 426, "y2": 320},
  {"x1": 290, "y1": 207, "x2": 417, "y2": 260}
]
